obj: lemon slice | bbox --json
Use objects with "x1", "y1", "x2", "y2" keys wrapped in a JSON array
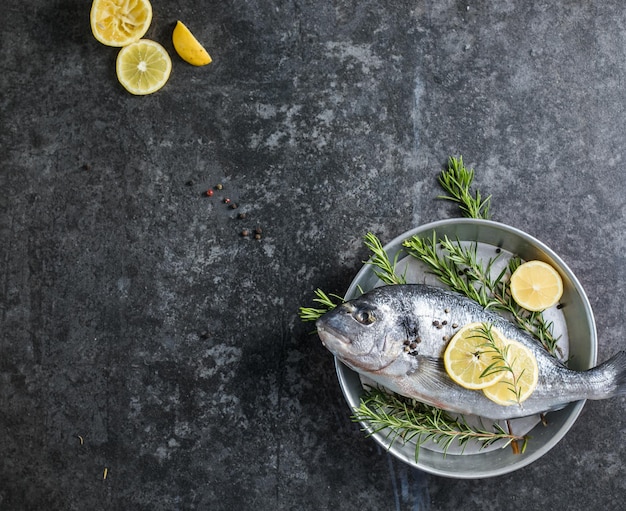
[
  {"x1": 90, "y1": 0, "x2": 153, "y2": 47},
  {"x1": 483, "y1": 339, "x2": 539, "y2": 406},
  {"x1": 509, "y1": 260, "x2": 563, "y2": 311},
  {"x1": 116, "y1": 39, "x2": 172, "y2": 95},
  {"x1": 443, "y1": 322, "x2": 507, "y2": 390},
  {"x1": 172, "y1": 21, "x2": 213, "y2": 66}
]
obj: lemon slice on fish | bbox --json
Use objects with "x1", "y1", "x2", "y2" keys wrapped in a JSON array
[
  {"x1": 482, "y1": 339, "x2": 539, "y2": 406},
  {"x1": 443, "y1": 322, "x2": 507, "y2": 390},
  {"x1": 509, "y1": 260, "x2": 563, "y2": 312}
]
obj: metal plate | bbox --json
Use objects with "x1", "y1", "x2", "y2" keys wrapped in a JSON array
[{"x1": 335, "y1": 219, "x2": 597, "y2": 478}]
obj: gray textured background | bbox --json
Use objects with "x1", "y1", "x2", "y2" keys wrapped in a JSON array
[{"x1": 1, "y1": 0, "x2": 625, "y2": 509}]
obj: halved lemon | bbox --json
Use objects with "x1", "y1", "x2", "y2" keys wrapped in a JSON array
[
  {"x1": 509, "y1": 260, "x2": 563, "y2": 311},
  {"x1": 116, "y1": 39, "x2": 172, "y2": 95},
  {"x1": 172, "y1": 20, "x2": 213, "y2": 66},
  {"x1": 90, "y1": 0, "x2": 153, "y2": 47},
  {"x1": 443, "y1": 322, "x2": 507, "y2": 390},
  {"x1": 483, "y1": 339, "x2": 539, "y2": 405}
]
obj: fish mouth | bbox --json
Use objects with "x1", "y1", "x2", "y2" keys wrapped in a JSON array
[
  {"x1": 316, "y1": 323, "x2": 352, "y2": 348},
  {"x1": 317, "y1": 324, "x2": 399, "y2": 373}
]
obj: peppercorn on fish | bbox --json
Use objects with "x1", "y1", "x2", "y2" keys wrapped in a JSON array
[{"x1": 316, "y1": 284, "x2": 626, "y2": 420}]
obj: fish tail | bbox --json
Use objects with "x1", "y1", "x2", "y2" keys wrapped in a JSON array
[{"x1": 587, "y1": 350, "x2": 626, "y2": 399}]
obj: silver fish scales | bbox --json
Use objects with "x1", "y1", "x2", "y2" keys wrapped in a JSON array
[{"x1": 316, "y1": 284, "x2": 626, "y2": 420}]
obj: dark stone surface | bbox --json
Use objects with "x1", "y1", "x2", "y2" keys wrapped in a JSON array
[{"x1": 1, "y1": 0, "x2": 625, "y2": 509}]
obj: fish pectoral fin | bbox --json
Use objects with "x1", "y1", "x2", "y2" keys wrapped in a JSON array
[{"x1": 409, "y1": 356, "x2": 460, "y2": 394}]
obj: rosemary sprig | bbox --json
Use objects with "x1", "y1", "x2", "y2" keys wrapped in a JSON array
[
  {"x1": 477, "y1": 324, "x2": 524, "y2": 405},
  {"x1": 298, "y1": 232, "x2": 406, "y2": 323},
  {"x1": 402, "y1": 232, "x2": 497, "y2": 308},
  {"x1": 363, "y1": 232, "x2": 407, "y2": 285},
  {"x1": 352, "y1": 387, "x2": 528, "y2": 460},
  {"x1": 438, "y1": 156, "x2": 491, "y2": 219},
  {"x1": 403, "y1": 233, "x2": 561, "y2": 357},
  {"x1": 298, "y1": 288, "x2": 343, "y2": 322}
]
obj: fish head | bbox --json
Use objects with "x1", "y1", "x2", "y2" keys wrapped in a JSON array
[{"x1": 316, "y1": 288, "x2": 417, "y2": 372}]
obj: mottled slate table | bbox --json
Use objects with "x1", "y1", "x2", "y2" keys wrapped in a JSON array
[{"x1": 1, "y1": 1, "x2": 625, "y2": 509}]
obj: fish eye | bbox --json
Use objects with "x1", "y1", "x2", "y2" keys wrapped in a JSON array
[{"x1": 354, "y1": 309, "x2": 375, "y2": 325}]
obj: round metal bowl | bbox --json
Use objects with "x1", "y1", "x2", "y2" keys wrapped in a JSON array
[{"x1": 335, "y1": 218, "x2": 597, "y2": 478}]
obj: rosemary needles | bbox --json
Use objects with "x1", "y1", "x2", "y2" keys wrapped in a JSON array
[
  {"x1": 298, "y1": 288, "x2": 342, "y2": 322},
  {"x1": 297, "y1": 232, "x2": 405, "y2": 323},
  {"x1": 402, "y1": 233, "x2": 562, "y2": 357},
  {"x1": 438, "y1": 156, "x2": 492, "y2": 219},
  {"x1": 363, "y1": 232, "x2": 407, "y2": 285},
  {"x1": 352, "y1": 388, "x2": 528, "y2": 459}
]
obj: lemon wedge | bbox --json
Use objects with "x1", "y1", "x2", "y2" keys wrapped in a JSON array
[
  {"x1": 172, "y1": 20, "x2": 212, "y2": 66},
  {"x1": 90, "y1": 0, "x2": 153, "y2": 47},
  {"x1": 116, "y1": 39, "x2": 172, "y2": 95}
]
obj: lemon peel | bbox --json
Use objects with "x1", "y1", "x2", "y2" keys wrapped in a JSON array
[
  {"x1": 443, "y1": 322, "x2": 507, "y2": 390},
  {"x1": 482, "y1": 339, "x2": 539, "y2": 406},
  {"x1": 510, "y1": 260, "x2": 563, "y2": 312},
  {"x1": 172, "y1": 20, "x2": 213, "y2": 66},
  {"x1": 116, "y1": 39, "x2": 172, "y2": 95},
  {"x1": 90, "y1": 0, "x2": 153, "y2": 47}
]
